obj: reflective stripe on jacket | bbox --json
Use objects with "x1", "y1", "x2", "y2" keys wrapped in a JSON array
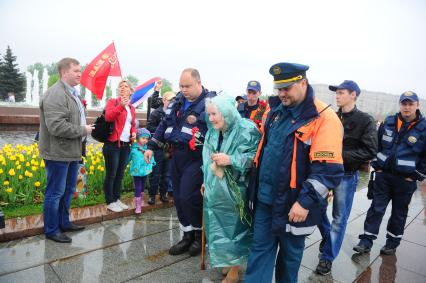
[{"x1": 372, "y1": 111, "x2": 426, "y2": 181}]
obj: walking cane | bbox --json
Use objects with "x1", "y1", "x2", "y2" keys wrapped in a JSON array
[{"x1": 200, "y1": 184, "x2": 206, "y2": 270}]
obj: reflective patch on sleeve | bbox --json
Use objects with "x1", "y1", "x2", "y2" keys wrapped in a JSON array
[
  {"x1": 382, "y1": 135, "x2": 393, "y2": 142},
  {"x1": 165, "y1": 127, "x2": 173, "y2": 134},
  {"x1": 286, "y1": 224, "x2": 316, "y2": 235},
  {"x1": 306, "y1": 178, "x2": 329, "y2": 198}
]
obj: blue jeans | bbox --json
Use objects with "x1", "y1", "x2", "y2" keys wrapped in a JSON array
[
  {"x1": 102, "y1": 142, "x2": 130, "y2": 204},
  {"x1": 318, "y1": 171, "x2": 358, "y2": 261},
  {"x1": 246, "y1": 201, "x2": 306, "y2": 283},
  {"x1": 43, "y1": 160, "x2": 79, "y2": 236}
]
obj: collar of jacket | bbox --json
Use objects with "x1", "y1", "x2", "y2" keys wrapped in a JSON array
[
  {"x1": 268, "y1": 84, "x2": 319, "y2": 124},
  {"x1": 176, "y1": 87, "x2": 208, "y2": 107},
  {"x1": 337, "y1": 105, "x2": 359, "y2": 119}
]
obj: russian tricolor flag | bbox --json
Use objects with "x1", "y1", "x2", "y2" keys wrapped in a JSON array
[{"x1": 131, "y1": 77, "x2": 161, "y2": 107}]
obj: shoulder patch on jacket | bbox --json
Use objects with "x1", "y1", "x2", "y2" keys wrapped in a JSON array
[{"x1": 314, "y1": 151, "x2": 335, "y2": 159}]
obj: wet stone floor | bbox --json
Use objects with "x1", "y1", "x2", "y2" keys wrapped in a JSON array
[{"x1": 0, "y1": 186, "x2": 425, "y2": 283}]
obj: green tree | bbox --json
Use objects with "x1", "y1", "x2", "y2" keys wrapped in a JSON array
[
  {"x1": 0, "y1": 46, "x2": 25, "y2": 101},
  {"x1": 161, "y1": 78, "x2": 173, "y2": 94},
  {"x1": 48, "y1": 74, "x2": 59, "y2": 87},
  {"x1": 126, "y1": 74, "x2": 139, "y2": 87}
]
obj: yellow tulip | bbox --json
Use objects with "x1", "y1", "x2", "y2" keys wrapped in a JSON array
[
  {"x1": 26, "y1": 162, "x2": 30, "y2": 167},
  {"x1": 40, "y1": 160, "x2": 45, "y2": 168},
  {"x1": 35, "y1": 181, "x2": 41, "y2": 187},
  {"x1": 3, "y1": 180, "x2": 9, "y2": 186},
  {"x1": 8, "y1": 168, "x2": 16, "y2": 176},
  {"x1": 17, "y1": 164, "x2": 22, "y2": 170},
  {"x1": 31, "y1": 166, "x2": 38, "y2": 171},
  {"x1": 6, "y1": 188, "x2": 13, "y2": 193},
  {"x1": 19, "y1": 175, "x2": 23, "y2": 180},
  {"x1": 0, "y1": 168, "x2": 3, "y2": 174}
]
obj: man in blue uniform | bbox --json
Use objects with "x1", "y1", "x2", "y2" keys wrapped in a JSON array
[
  {"x1": 353, "y1": 91, "x2": 426, "y2": 255},
  {"x1": 144, "y1": 68, "x2": 216, "y2": 256},
  {"x1": 245, "y1": 62, "x2": 344, "y2": 283}
]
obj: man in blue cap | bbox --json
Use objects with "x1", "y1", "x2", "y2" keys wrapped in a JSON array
[
  {"x1": 353, "y1": 91, "x2": 426, "y2": 256},
  {"x1": 237, "y1": 80, "x2": 265, "y2": 128},
  {"x1": 315, "y1": 80, "x2": 377, "y2": 275},
  {"x1": 245, "y1": 62, "x2": 344, "y2": 283}
]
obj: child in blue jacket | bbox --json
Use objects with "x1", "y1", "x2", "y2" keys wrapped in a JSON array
[{"x1": 128, "y1": 128, "x2": 156, "y2": 214}]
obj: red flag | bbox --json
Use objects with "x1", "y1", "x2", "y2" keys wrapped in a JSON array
[{"x1": 80, "y1": 42, "x2": 122, "y2": 100}]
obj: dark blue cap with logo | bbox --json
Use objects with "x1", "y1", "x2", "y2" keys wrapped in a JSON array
[
  {"x1": 329, "y1": 80, "x2": 361, "y2": 96},
  {"x1": 399, "y1": 91, "x2": 419, "y2": 103},
  {"x1": 246, "y1": 80, "x2": 261, "y2": 92},
  {"x1": 269, "y1": 62, "x2": 309, "y2": 89}
]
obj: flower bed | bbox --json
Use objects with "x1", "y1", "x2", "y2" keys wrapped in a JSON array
[{"x1": 0, "y1": 143, "x2": 134, "y2": 218}]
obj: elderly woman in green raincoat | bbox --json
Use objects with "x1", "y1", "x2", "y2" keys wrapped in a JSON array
[{"x1": 202, "y1": 95, "x2": 261, "y2": 283}]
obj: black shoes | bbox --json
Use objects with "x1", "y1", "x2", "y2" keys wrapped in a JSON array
[
  {"x1": 188, "y1": 230, "x2": 202, "y2": 256},
  {"x1": 148, "y1": 196, "x2": 156, "y2": 205},
  {"x1": 380, "y1": 245, "x2": 397, "y2": 255},
  {"x1": 353, "y1": 243, "x2": 371, "y2": 254},
  {"x1": 160, "y1": 194, "x2": 169, "y2": 203},
  {"x1": 61, "y1": 223, "x2": 85, "y2": 232},
  {"x1": 169, "y1": 231, "x2": 194, "y2": 255},
  {"x1": 315, "y1": 259, "x2": 332, "y2": 275},
  {"x1": 46, "y1": 232, "x2": 72, "y2": 243}
]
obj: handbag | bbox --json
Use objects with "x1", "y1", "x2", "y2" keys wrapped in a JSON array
[{"x1": 91, "y1": 99, "x2": 117, "y2": 143}]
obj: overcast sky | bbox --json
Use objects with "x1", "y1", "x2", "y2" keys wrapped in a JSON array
[{"x1": 1, "y1": 0, "x2": 425, "y2": 98}]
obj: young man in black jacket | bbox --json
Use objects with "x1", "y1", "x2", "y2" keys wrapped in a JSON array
[
  {"x1": 146, "y1": 91, "x2": 176, "y2": 205},
  {"x1": 316, "y1": 80, "x2": 378, "y2": 275}
]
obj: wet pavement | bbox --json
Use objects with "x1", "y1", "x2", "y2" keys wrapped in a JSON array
[{"x1": 0, "y1": 185, "x2": 425, "y2": 283}]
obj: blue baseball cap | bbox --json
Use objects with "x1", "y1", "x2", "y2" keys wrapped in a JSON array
[
  {"x1": 399, "y1": 91, "x2": 419, "y2": 103},
  {"x1": 269, "y1": 62, "x2": 309, "y2": 89},
  {"x1": 246, "y1": 80, "x2": 261, "y2": 92},
  {"x1": 329, "y1": 80, "x2": 361, "y2": 96}
]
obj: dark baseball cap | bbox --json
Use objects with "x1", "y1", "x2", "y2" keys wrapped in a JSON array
[
  {"x1": 399, "y1": 91, "x2": 419, "y2": 103},
  {"x1": 329, "y1": 80, "x2": 361, "y2": 96},
  {"x1": 246, "y1": 80, "x2": 261, "y2": 92}
]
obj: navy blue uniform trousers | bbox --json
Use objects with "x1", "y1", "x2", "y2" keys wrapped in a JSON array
[
  {"x1": 171, "y1": 148, "x2": 203, "y2": 230},
  {"x1": 360, "y1": 171, "x2": 417, "y2": 248}
]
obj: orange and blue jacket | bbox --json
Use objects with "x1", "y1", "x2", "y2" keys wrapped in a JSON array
[{"x1": 251, "y1": 85, "x2": 344, "y2": 236}]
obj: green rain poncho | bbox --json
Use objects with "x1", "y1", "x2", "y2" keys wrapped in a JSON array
[{"x1": 202, "y1": 95, "x2": 261, "y2": 267}]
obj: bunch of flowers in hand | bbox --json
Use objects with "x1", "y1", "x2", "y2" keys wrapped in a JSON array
[{"x1": 253, "y1": 99, "x2": 268, "y2": 128}]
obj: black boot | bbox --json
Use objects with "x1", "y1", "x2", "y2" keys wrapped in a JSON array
[
  {"x1": 169, "y1": 231, "x2": 194, "y2": 255},
  {"x1": 148, "y1": 196, "x2": 155, "y2": 205},
  {"x1": 188, "y1": 230, "x2": 202, "y2": 256},
  {"x1": 160, "y1": 194, "x2": 169, "y2": 203}
]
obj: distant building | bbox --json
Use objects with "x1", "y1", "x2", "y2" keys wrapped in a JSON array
[{"x1": 312, "y1": 84, "x2": 426, "y2": 121}]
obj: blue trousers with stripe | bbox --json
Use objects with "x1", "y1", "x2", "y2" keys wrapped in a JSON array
[{"x1": 359, "y1": 171, "x2": 417, "y2": 248}]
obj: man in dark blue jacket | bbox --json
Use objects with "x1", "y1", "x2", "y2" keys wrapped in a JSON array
[
  {"x1": 354, "y1": 91, "x2": 426, "y2": 255},
  {"x1": 245, "y1": 62, "x2": 344, "y2": 283},
  {"x1": 144, "y1": 68, "x2": 216, "y2": 257}
]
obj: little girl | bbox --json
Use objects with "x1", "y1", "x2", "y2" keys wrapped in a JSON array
[{"x1": 128, "y1": 128, "x2": 156, "y2": 214}]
